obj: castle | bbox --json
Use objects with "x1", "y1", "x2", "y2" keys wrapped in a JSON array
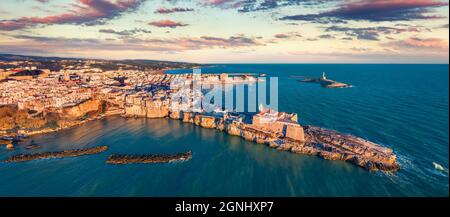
[{"x1": 251, "y1": 105, "x2": 305, "y2": 142}]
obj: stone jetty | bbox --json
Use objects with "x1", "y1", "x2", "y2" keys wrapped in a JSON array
[
  {"x1": 5, "y1": 146, "x2": 108, "y2": 163},
  {"x1": 106, "y1": 151, "x2": 192, "y2": 164}
]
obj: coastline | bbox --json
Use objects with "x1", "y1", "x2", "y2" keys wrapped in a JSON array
[
  {"x1": 0, "y1": 71, "x2": 399, "y2": 172},
  {"x1": 4, "y1": 108, "x2": 400, "y2": 172},
  {"x1": 1, "y1": 63, "x2": 447, "y2": 197}
]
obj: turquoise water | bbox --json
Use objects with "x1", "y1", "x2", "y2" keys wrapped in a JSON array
[{"x1": 0, "y1": 64, "x2": 448, "y2": 196}]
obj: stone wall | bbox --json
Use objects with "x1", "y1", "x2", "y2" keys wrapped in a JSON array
[{"x1": 286, "y1": 124, "x2": 305, "y2": 142}]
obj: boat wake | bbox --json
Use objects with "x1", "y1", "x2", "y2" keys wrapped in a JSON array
[{"x1": 432, "y1": 162, "x2": 448, "y2": 174}]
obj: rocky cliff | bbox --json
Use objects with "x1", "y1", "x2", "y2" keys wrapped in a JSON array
[
  {"x1": 146, "y1": 100, "x2": 169, "y2": 118},
  {"x1": 0, "y1": 99, "x2": 104, "y2": 137},
  {"x1": 60, "y1": 99, "x2": 103, "y2": 119},
  {"x1": 0, "y1": 105, "x2": 48, "y2": 132},
  {"x1": 124, "y1": 99, "x2": 169, "y2": 118}
]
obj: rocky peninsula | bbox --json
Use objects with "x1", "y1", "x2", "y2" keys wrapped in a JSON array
[
  {"x1": 161, "y1": 110, "x2": 399, "y2": 171},
  {"x1": 106, "y1": 151, "x2": 192, "y2": 164},
  {"x1": 5, "y1": 146, "x2": 108, "y2": 163}
]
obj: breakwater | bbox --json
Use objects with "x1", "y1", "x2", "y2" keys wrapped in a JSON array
[
  {"x1": 106, "y1": 151, "x2": 192, "y2": 164},
  {"x1": 5, "y1": 146, "x2": 108, "y2": 163}
]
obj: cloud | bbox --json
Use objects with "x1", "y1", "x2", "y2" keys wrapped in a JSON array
[
  {"x1": 155, "y1": 7, "x2": 194, "y2": 14},
  {"x1": 198, "y1": 35, "x2": 262, "y2": 47},
  {"x1": 201, "y1": 0, "x2": 245, "y2": 9},
  {"x1": 99, "y1": 28, "x2": 151, "y2": 36},
  {"x1": 350, "y1": 47, "x2": 372, "y2": 52},
  {"x1": 386, "y1": 37, "x2": 448, "y2": 50},
  {"x1": 325, "y1": 25, "x2": 422, "y2": 41},
  {"x1": 201, "y1": 0, "x2": 330, "y2": 12},
  {"x1": 281, "y1": 0, "x2": 448, "y2": 22},
  {"x1": 274, "y1": 33, "x2": 289, "y2": 39},
  {"x1": 0, "y1": 0, "x2": 144, "y2": 31},
  {"x1": 318, "y1": 34, "x2": 335, "y2": 39},
  {"x1": 238, "y1": 0, "x2": 330, "y2": 13},
  {"x1": 265, "y1": 32, "x2": 302, "y2": 43},
  {"x1": 274, "y1": 32, "x2": 302, "y2": 39},
  {"x1": 149, "y1": 20, "x2": 189, "y2": 28},
  {"x1": 1, "y1": 34, "x2": 263, "y2": 54}
]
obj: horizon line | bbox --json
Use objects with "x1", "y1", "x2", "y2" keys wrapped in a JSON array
[{"x1": 1, "y1": 53, "x2": 448, "y2": 65}]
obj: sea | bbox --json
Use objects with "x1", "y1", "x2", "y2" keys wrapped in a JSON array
[{"x1": 0, "y1": 64, "x2": 448, "y2": 196}]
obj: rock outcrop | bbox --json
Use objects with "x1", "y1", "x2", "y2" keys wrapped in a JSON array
[
  {"x1": 169, "y1": 110, "x2": 182, "y2": 120},
  {"x1": 60, "y1": 99, "x2": 102, "y2": 119},
  {"x1": 6, "y1": 143, "x2": 14, "y2": 150},
  {"x1": 296, "y1": 126, "x2": 399, "y2": 171},
  {"x1": 197, "y1": 115, "x2": 216, "y2": 129},
  {"x1": 182, "y1": 112, "x2": 194, "y2": 123},
  {"x1": 0, "y1": 99, "x2": 105, "y2": 136}
]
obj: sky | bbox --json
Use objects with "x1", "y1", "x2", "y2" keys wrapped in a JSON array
[{"x1": 0, "y1": 0, "x2": 448, "y2": 63}]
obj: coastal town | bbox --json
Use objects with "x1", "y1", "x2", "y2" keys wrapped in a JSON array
[{"x1": 0, "y1": 54, "x2": 399, "y2": 171}]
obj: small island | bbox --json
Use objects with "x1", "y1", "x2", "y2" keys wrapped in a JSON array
[{"x1": 300, "y1": 72, "x2": 351, "y2": 88}]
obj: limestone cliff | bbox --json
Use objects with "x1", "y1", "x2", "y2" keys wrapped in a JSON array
[
  {"x1": 124, "y1": 99, "x2": 169, "y2": 118},
  {"x1": 0, "y1": 99, "x2": 104, "y2": 136},
  {"x1": 60, "y1": 99, "x2": 103, "y2": 119},
  {"x1": 169, "y1": 111, "x2": 181, "y2": 120},
  {"x1": 182, "y1": 112, "x2": 194, "y2": 123},
  {"x1": 146, "y1": 100, "x2": 169, "y2": 118},
  {"x1": 0, "y1": 105, "x2": 48, "y2": 131},
  {"x1": 193, "y1": 115, "x2": 216, "y2": 129}
]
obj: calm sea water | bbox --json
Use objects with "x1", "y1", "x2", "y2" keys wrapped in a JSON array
[{"x1": 0, "y1": 64, "x2": 448, "y2": 196}]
